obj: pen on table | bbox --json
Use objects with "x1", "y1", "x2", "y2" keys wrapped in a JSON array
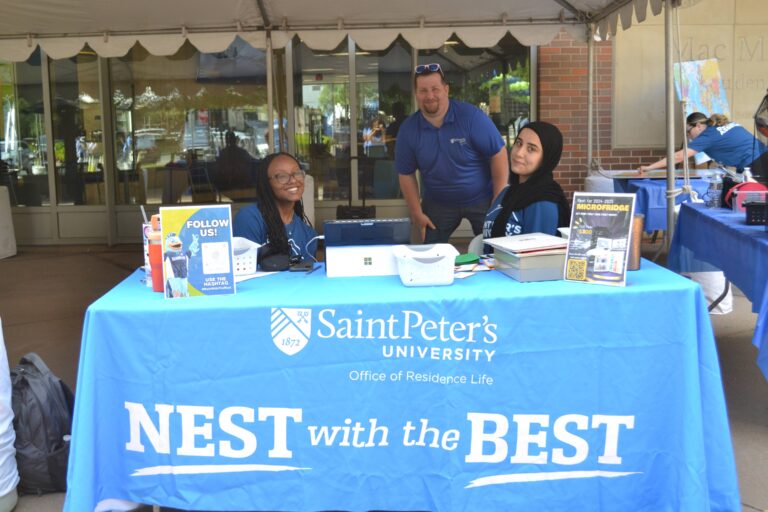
[{"x1": 305, "y1": 264, "x2": 320, "y2": 275}]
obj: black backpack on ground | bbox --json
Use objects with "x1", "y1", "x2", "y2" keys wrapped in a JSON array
[{"x1": 10, "y1": 352, "x2": 75, "y2": 495}]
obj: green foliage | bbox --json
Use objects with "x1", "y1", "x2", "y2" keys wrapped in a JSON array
[
  {"x1": 317, "y1": 83, "x2": 349, "y2": 114},
  {"x1": 453, "y1": 57, "x2": 531, "y2": 109},
  {"x1": 54, "y1": 140, "x2": 66, "y2": 164},
  {"x1": 294, "y1": 132, "x2": 333, "y2": 158},
  {"x1": 379, "y1": 84, "x2": 411, "y2": 118}
]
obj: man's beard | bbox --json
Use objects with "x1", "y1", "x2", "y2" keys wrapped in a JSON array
[{"x1": 421, "y1": 101, "x2": 440, "y2": 115}]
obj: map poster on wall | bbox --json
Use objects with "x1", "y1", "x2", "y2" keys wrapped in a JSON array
[
  {"x1": 673, "y1": 58, "x2": 730, "y2": 118},
  {"x1": 564, "y1": 193, "x2": 636, "y2": 287},
  {"x1": 159, "y1": 204, "x2": 235, "y2": 298}
]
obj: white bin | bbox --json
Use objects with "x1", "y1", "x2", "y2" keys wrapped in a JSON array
[{"x1": 392, "y1": 244, "x2": 458, "y2": 287}]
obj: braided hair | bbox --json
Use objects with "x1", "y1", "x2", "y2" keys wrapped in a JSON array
[{"x1": 255, "y1": 152, "x2": 311, "y2": 255}]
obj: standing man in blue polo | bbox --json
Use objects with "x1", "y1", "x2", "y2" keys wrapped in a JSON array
[{"x1": 396, "y1": 63, "x2": 509, "y2": 243}]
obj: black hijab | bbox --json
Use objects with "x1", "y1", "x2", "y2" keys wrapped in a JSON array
[{"x1": 490, "y1": 121, "x2": 571, "y2": 237}]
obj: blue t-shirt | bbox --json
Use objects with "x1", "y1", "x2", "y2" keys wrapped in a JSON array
[
  {"x1": 233, "y1": 204, "x2": 318, "y2": 260},
  {"x1": 483, "y1": 186, "x2": 560, "y2": 238},
  {"x1": 688, "y1": 123, "x2": 766, "y2": 169},
  {"x1": 395, "y1": 100, "x2": 505, "y2": 206}
]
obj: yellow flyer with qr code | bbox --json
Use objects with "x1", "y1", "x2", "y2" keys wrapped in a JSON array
[
  {"x1": 564, "y1": 192, "x2": 635, "y2": 286},
  {"x1": 159, "y1": 204, "x2": 235, "y2": 298}
]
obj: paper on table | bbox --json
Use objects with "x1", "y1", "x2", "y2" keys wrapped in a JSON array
[
  {"x1": 484, "y1": 233, "x2": 567, "y2": 254},
  {"x1": 455, "y1": 263, "x2": 492, "y2": 273},
  {"x1": 234, "y1": 271, "x2": 278, "y2": 283}
]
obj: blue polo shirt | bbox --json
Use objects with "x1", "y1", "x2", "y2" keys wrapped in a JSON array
[
  {"x1": 395, "y1": 100, "x2": 504, "y2": 206},
  {"x1": 688, "y1": 123, "x2": 766, "y2": 169}
]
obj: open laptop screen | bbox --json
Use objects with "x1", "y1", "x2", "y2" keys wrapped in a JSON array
[{"x1": 323, "y1": 218, "x2": 411, "y2": 247}]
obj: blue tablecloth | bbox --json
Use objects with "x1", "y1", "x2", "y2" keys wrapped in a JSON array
[
  {"x1": 669, "y1": 202, "x2": 768, "y2": 380},
  {"x1": 613, "y1": 178, "x2": 709, "y2": 231},
  {"x1": 64, "y1": 263, "x2": 740, "y2": 512}
]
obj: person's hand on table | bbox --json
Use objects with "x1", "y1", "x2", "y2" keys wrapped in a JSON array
[{"x1": 637, "y1": 166, "x2": 651, "y2": 175}]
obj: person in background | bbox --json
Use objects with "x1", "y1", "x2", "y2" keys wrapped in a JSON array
[
  {"x1": 115, "y1": 132, "x2": 129, "y2": 169},
  {"x1": 638, "y1": 112, "x2": 768, "y2": 179},
  {"x1": 363, "y1": 117, "x2": 387, "y2": 157},
  {"x1": 215, "y1": 130, "x2": 255, "y2": 192},
  {"x1": 75, "y1": 133, "x2": 86, "y2": 163},
  {"x1": 484, "y1": 121, "x2": 570, "y2": 238},
  {"x1": 396, "y1": 63, "x2": 509, "y2": 243},
  {"x1": 385, "y1": 101, "x2": 407, "y2": 156},
  {"x1": 233, "y1": 152, "x2": 317, "y2": 261}
]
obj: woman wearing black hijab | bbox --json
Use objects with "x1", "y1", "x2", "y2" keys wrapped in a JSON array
[{"x1": 483, "y1": 121, "x2": 571, "y2": 238}]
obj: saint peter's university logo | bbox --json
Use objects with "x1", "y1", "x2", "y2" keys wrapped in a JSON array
[{"x1": 271, "y1": 308, "x2": 311, "y2": 355}]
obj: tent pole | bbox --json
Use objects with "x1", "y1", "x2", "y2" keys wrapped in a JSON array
[
  {"x1": 98, "y1": 56, "x2": 117, "y2": 245},
  {"x1": 664, "y1": 0, "x2": 676, "y2": 252},
  {"x1": 267, "y1": 33, "x2": 274, "y2": 154},
  {"x1": 587, "y1": 24, "x2": 595, "y2": 173},
  {"x1": 285, "y1": 40, "x2": 295, "y2": 155}
]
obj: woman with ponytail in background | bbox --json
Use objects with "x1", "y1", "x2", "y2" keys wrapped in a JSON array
[{"x1": 639, "y1": 112, "x2": 768, "y2": 179}]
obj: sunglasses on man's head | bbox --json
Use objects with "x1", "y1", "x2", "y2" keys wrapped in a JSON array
[{"x1": 415, "y1": 63, "x2": 443, "y2": 75}]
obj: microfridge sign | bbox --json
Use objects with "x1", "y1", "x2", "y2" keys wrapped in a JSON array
[{"x1": 271, "y1": 307, "x2": 499, "y2": 362}]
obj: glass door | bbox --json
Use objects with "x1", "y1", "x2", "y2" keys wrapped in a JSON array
[
  {"x1": 0, "y1": 50, "x2": 47, "y2": 207},
  {"x1": 49, "y1": 48, "x2": 104, "y2": 206},
  {"x1": 292, "y1": 40, "x2": 351, "y2": 203},
  {"x1": 109, "y1": 39, "x2": 273, "y2": 207},
  {"x1": 355, "y1": 37, "x2": 412, "y2": 202},
  {"x1": 291, "y1": 37, "x2": 415, "y2": 226}
]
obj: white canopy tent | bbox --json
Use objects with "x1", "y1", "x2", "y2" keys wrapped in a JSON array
[
  {"x1": 0, "y1": 0, "x2": 665, "y2": 59},
  {"x1": 0, "y1": 0, "x2": 682, "y2": 243}
]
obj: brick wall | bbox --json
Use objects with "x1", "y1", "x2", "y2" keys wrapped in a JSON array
[{"x1": 538, "y1": 30, "x2": 667, "y2": 198}]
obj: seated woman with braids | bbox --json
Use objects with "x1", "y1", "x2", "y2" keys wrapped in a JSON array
[
  {"x1": 233, "y1": 152, "x2": 317, "y2": 264},
  {"x1": 483, "y1": 121, "x2": 571, "y2": 239}
]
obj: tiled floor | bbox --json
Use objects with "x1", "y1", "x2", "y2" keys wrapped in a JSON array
[{"x1": 1, "y1": 243, "x2": 768, "y2": 511}]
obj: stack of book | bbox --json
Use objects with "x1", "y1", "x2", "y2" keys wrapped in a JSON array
[{"x1": 484, "y1": 233, "x2": 567, "y2": 282}]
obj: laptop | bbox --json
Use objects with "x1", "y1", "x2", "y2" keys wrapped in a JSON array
[{"x1": 323, "y1": 218, "x2": 411, "y2": 247}]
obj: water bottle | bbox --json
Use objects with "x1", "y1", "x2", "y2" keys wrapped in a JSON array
[{"x1": 705, "y1": 173, "x2": 722, "y2": 208}]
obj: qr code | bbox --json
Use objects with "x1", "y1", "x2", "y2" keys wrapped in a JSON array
[{"x1": 566, "y1": 259, "x2": 587, "y2": 280}]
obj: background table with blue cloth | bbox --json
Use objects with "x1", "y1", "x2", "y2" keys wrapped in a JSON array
[
  {"x1": 64, "y1": 262, "x2": 739, "y2": 511},
  {"x1": 613, "y1": 178, "x2": 709, "y2": 231},
  {"x1": 669, "y1": 201, "x2": 768, "y2": 380}
]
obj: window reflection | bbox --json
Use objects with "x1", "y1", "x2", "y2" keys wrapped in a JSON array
[
  {"x1": 355, "y1": 38, "x2": 411, "y2": 200},
  {"x1": 49, "y1": 47, "x2": 103, "y2": 205},
  {"x1": 1, "y1": 35, "x2": 530, "y2": 215},
  {"x1": 293, "y1": 39, "x2": 351, "y2": 202},
  {"x1": 109, "y1": 38, "x2": 272, "y2": 205},
  {"x1": 0, "y1": 49, "x2": 49, "y2": 206}
]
